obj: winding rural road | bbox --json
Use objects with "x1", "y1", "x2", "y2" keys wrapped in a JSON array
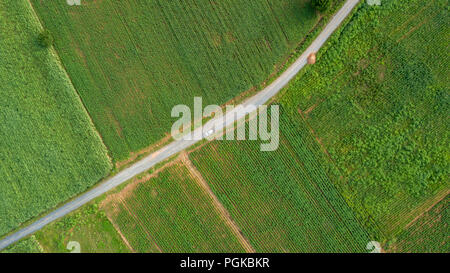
[{"x1": 0, "y1": 0, "x2": 360, "y2": 251}]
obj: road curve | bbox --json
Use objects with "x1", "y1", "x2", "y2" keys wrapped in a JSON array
[{"x1": 0, "y1": 0, "x2": 360, "y2": 251}]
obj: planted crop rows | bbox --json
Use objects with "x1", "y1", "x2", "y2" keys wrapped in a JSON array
[
  {"x1": 101, "y1": 162, "x2": 245, "y2": 252},
  {"x1": 190, "y1": 110, "x2": 371, "y2": 252},
  {"x1": 0, "y1": 0, "x2": 111, "y2": 237},
  {"x1": 31, "y1": 0, "x2": 319, "y2": 161},
  {"x1": 280, "y1": 0, "x2": 449, "y2": 239}
]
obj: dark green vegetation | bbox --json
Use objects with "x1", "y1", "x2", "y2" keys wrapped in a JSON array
[
  {"x1": 386, "y1": 195, "x2": 449, "y2": 253},
  {"x1": 190, "y1": 110, "x2": 371, "y2": 252},
  {"x1": 280, "y1": 0, "x2": 449, "y2": 239},
  {"x1": 101, "y1": 162, "x2": 246, "y2": 252},
  {"x1": 35, "y1": 204, "x2": 130, "y2": 253},
  {"x1": 31, "y1": 0, "x2": 320, "y2": 161},
  {"x1": 3, "y1": 0, "x2": 448, "y2": 253},
  {"x1": 1, "y1": 236, "x2": 42, "y2": 253},
  {"x1": 312, "y1": 0, "x2": 333, "y2": 12},
  {"x1": 188, "y1": 0, "x2": 449, "y2": 252},
  {"x1": 0, "y1": 0, "x2": 111, "y2": 237},
  {"x1": 37, "y1": 29, "x2": 53, "y2": 48}
]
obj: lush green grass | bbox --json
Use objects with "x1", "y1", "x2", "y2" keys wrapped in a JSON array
[
  {"x1": 1, "y1": 236, "x2": 42, "y2": 253},
  {"x1": 190, "y1": 109, "x2": 371, "y2": 252},
  {"x1": 100, "y1": 162, "x2": 246, "y2": 252},
  {"x1": 386, "y1": 195, "x2": 449, "y2": 253},
  {"x1": 34, "y1": 204, "x2": 130, "y2": 253},
  {"x1": 0, "y1": 0, "x2": 111, "y2": 237},
  {"x1": 30, "y1": 0, "x2": 321, "y2": 161},
  {"x1": 280, "y1": 0, "x2": 449, "y2": 239}
]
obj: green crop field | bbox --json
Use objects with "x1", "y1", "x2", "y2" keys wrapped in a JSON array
[
  {"x1": 386, "y1": 195, "x2": 449, "y2": 253},
  {"x1": 0, "y1": 0, "x2": 111, "y2": 237},
  {"x1": 34, "y1": 204, "x2": 130, "y2": 253},
  {"x1": 280, "y1": 0, "x2": 449, "y2": 239},
  {"x1": 3, "y1": 0, "x2": 448, "y2": 254},
  {"x1": 100, "y1": 161, "x2": 246, "y2": 252},
  {"x1": 190, "y1": 110, "x2": 371, "y2": 252},
  {"x1": 30, "y1": 0, "x2": 323, "y2": 161},
  {"x1": 1, "y1": 236, "x2": 42, "y2": 253}
]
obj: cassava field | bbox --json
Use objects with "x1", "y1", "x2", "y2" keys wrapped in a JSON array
[
  {"x1": 4, "y1": 0, "x2": 448, "y2": 253},
  {"x1": 100, "y1": 161, "x2": 246, "y2": 252},
  {"x1": 386, "y1": 195, "x2": 448, "y2": 253},
  {"x1": 0, "y1": 0, "x2": 111, "y2": 237},
  {"x1": 6, "y1": 160, "x2": 248, "y2": 253},
  {"x1": 30, "y1": 0, "x2": 322, "y2": 161},
  {"x1": 190, "y1": 110, "x2": 371, "y2": 252},
  {"x1": 280, "y1": 0, "x2": 449, "y2": 241}
]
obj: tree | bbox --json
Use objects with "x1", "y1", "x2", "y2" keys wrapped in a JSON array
[
  {"x1": 311, "y1": 0, "x2": 332, "y2": 12},
  {"x1": 37, "y1": 29, "x2": 53, "y2": 48}
]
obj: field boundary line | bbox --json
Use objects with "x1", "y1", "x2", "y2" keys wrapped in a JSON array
[
  {"x1": 0, "y1": 0, "x2": 361, "y2": 250},
  {"x1": 404, "y1": 190, "x2": 449, "y2": 229},
  {"x1": 107, "y1": 216, "x2": 136, "y2": 253},
  {"x1": 108, "y1": 0, "x2": 332, "y2": 165},
  {"x1": 25, "y1": 0, "x2": 113, "y2": 164},
  {"x1": 396, "y1": 15, "x2": 434, "y2": 43},
  {"x1": 391, "y1": 0, "x2": 434, "y2": 37},
  {"x1": 117, "y1": 195, "x2": 163, "y2": 253},
  {"x1": 280, "y1": 130, "x2": 361, "y2": 250},
  {"x1": 296, "y1": 109, "x2": 384, "y2": 236},
  {"x1": 181, "y1": 152, "x2": 255, "y2": 253}
]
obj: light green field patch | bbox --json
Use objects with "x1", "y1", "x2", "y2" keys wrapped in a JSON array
[
  {"x1": 0, "y1": 0, "x2": 111, "y2": 237},
  {"x1": 100, "y1": 161, "x2": 246, "y2": 253},
  {"x1": 34, "y1": 204, "x2": 130, "y2": 253},
  {"x1": 1, "y1": 236, "x2": 42, "y2": 253}
]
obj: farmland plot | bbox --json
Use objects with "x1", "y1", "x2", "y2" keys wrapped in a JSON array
[
  {"x1": 280, "y1": 0, "x2": 449, "y2": 239},
  {"x1": 386, "y1": 195, "x2": 449, "y2": 253},
  {"x1": 100, "y1": 161, "x2": 246, "y2": 252},
  {"x1": 30, "y1": 0, "x2": 321, "y2": 161},
  {"x1": 0, "y1": 0, "x2": 111, "y2": 237},
  {"x1": 34, "y1": 204, "x2": 131, "y2": 253},
  {"x1": 190, "y1": 110, "x2": 371, "y2": 252},
  {"x1": 1, "y1": 236, "x2": 42, "y2": 253}
]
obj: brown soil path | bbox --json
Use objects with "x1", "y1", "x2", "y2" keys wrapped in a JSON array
[{"x1": 181, "y1": 152, "x2": 255, "y2": 253}]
